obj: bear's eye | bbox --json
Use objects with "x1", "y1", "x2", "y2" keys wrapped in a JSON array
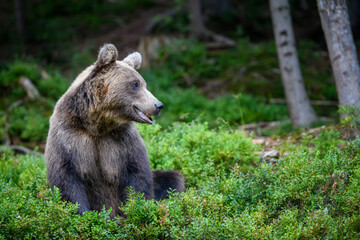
[{"x1": 132, "y1": 81, "x2": 140, "y2": 90}]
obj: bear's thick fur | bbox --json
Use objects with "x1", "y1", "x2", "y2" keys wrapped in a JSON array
[{"x1": 45, "y1": 44, "x2": 185, "y2": 217}]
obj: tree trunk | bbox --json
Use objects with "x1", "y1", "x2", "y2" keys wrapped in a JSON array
[
  {"x1": 187, "y1": 0, "x2": 235, "y2": 48},
  {"x1": 317, "y1": 0, "x2": 360, "y2": 122},
  {"x1": 188, "y1": 0, "x2": 207, "y2": 38},
  {"x1": 14, "y1": 0, "x2": 26, "y2": 43},
  {"x1": 269, "y1": 0, "x2": 317, "y2": 127}
]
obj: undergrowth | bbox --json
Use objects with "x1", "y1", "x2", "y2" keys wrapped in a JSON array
[
  {"x1": 141, "y1": 38, "x2": 337, "y2": 127},
  {"x1": 0, "y1": 60, "x2": 69, "y2": 145},
  {"x1": 0, "y1": 125, "x2": 359, "y2": 239},
  {"x1": 0, "y1": 37, "x2": 338, "y2": 145},
  {"x1": 0, "y1": 43, "x2": 289, "y2": 145},
  {"x1": 150, "y1": 38, "x2": 336, "y2": 102},
  {"x1": 138, "y1": 121, "x2": 257, "y2": 187}
]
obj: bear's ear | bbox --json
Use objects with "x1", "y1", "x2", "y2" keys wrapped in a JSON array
[
  {"x1": 96, "y1": 44, "x2": 118, "y2": 67},
  {"x1": 123, "y1": 52, "x2": 142, "y2": 70}
]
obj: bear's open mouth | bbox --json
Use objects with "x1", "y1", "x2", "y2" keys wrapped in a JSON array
[{"x1": 134, "y1": 106, "x2": 153, "y2": 124}]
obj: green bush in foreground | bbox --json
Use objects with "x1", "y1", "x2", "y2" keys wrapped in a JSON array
[
  {"x1": 138, "y1": 121, "x2": 257, "y2": 187},
  {"x1": 0, "y1": 124, "x2": 360, "y2": 239}
]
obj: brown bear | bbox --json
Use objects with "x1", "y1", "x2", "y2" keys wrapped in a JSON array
[{"x1": 45, "y1": 44, "x2": 185, "y2": 218}]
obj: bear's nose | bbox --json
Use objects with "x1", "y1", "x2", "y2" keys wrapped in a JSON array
[{"x1": 155, "y1": 102, "x2": 164, "y2": 113}]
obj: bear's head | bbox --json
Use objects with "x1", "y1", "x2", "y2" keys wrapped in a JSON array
[
  {"x1": 98, "y1": 44, "x2": 163, "y2": 125},
  {"x1": 70, "y1": 44, "x2": 163, "y2": 128}
]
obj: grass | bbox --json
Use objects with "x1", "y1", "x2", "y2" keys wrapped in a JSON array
[{"x1": 0, "y1": 124, "x2": 359, "y2": 239}]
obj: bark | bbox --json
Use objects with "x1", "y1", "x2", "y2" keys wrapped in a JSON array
[
  {"x1": 187, "y1": 0, "x2": 235, "y2": 48},
  {"x1": 270, "y1": 98, "x2": 338, "y2": 106},
  {"x1": 317, "y1": 0, "x2": 360, "y2": 122},
  {"x1": 188, "y1": 0, "x2": 207, "y2": 38},
  {"x1": 270, "y1": 0, "x2": 317, "y2": 127},
  {"x1": 300, "y1": 0, "x2": 309, "y2": 10},
  {"x1": 14, "y1": 0, "x2": 26, "y2": 43}
]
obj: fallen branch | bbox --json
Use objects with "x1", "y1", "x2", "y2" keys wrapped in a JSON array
[
  {"x1": 270, "y1": 98, "x2": 338, "y2": 106},
  {"x1": 7, "y1": 99, "x2": 26, "y2": 112},
  {"x1": 1, "y1": 76, "x2": 43, "y2": 147},
  {"x1": 0, "y1": 145, "x2": 43, "y2": 157},
  {"x1": 19, "y1": 76, "x2": 41, "y2": 101},
  {"x1": 239, "y1": 121, "x2": 281, "y2": 131},
  {"x1": 37, "y1": 67, "x2": 49, "y2": 79},
  {"x1": 239, "y1": 117, "x2": 335, "y2": 133},
  {"x1": 202, "y1": 30, "x2": 236, "y2": 49}
]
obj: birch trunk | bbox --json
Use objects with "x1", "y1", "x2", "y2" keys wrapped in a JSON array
[
  {"x1": 270, "y1": 0, "x2": 317, "y2": 127},
  {"x1": 317, "y1": 0, "x2": 360, "y2": 122}
]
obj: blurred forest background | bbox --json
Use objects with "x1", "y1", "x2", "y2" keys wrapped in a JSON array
[
  {"x1": 2, "y1": 1, "x2": 360, "y2": 238},
  {"x1": 1, "y1": 0, "x2": 360, "y2": 150}
]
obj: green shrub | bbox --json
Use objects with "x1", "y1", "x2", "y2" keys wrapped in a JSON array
[
  {"x1": 140, "y1": 38, "x2": 336, "y2": 128},
  {"x1": 118, "y1": 138, "x2": 360, "y2": 239},
  {"x1": 339, "y1": 105, "x2": 360, "y2": 127},
  {"x1": 301, "y1": 129, "x2": 346, "y2": 154},
  {"x1": 150, "y1": 38, "x2": 336, "y2": 102},
  {"x1": 0, "y1": 61, "x2": 69, "y2": 144},
  {"x1": 0, "y1": 60, "x2": 68, "y2": 100},
  {"x1": 143, "y1": 68, "x2": 289, "y2": 128},
  {"x1": 0, "y1": 126, "x2": 360, "y2": 238},
  {"x1": 138, "y1": 121, "x2": 258, "y2": 187}
]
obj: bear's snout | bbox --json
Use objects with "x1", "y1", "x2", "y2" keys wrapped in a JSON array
[{"x1": 154, "y1": 102, "x2": 164, "y2": 114}]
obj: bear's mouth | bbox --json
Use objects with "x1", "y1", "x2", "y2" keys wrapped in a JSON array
[{"x1": 134, "y1": 106, "x2": 153, "y2": 124}]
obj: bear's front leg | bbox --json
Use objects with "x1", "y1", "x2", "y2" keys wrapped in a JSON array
[
  {"x1": 46, "y1": 137, "x2": 92, "y2": 215},
  {"x1": 118, "y1": 160, "x2": 154, "y2": 201},
  {"x1": 48, "y1": 161, "x2": 91, "y2": 215}
]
